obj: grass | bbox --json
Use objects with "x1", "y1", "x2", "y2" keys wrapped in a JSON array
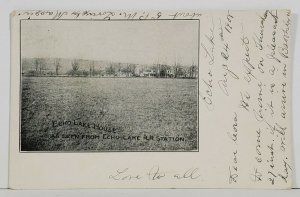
[{"x1": 21, "y1": 77, "x2": 198, "y2": 151}]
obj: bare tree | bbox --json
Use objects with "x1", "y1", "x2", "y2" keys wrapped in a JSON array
[
  {"x1": 71, "y1": 59, "x2": 80, "y2": 76},
  {"x1": 189, "y1": 61, "x2": 197, "y2": 78},
  {"x1": 89, "y1": 61, "x2": 95, "y2": 77},
  {"x1": 173, "y1": 60, "x2": 181, "y2": 78},
  {"x1": 128, "y1": 64, "x2": 136, "y2": 76},
  {"x1": 54, "y1": 58, "x2": 61, "y2": 75},
  {"x1": 34, "y1": 58, "x2": 46, "y2": 76},
  {"x1": 34, "y1": 58, "x2": 39, "y2": 76},
  {"x1": 105, "y1": 63, "x2": 116, "y2": 76}
]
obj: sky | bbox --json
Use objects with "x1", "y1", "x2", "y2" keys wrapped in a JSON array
[{"x1": 21, "y1": 19, "x2": 199, "y2": 66}]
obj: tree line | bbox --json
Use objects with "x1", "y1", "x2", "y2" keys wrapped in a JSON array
[{"x1": 24, "y1": 58, "x2": 198, "y2": 78}]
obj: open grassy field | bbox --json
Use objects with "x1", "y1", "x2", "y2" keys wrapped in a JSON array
[{"x1": 21, "y1": 77, "x2": 198, "y2": 151}]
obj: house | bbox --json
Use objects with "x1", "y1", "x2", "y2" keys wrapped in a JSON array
[
  {"x1": 141, "y1": 69, "x2": 156, "y2": 77},
  {"x1": 166, "y1": 69, "x2": 174, "y2": 78}
]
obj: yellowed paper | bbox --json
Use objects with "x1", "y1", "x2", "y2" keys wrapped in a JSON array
[{"x1": 9, "y1": 10, "x2": 293, "y2": 189}]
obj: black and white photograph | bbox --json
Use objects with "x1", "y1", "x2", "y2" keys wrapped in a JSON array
[{"x1": 20, "y1": 19, "x2": 199, "y2": 151}]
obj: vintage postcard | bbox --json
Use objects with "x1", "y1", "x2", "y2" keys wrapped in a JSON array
[{"x1": 9, "y1": 10, "x2": 293, "y2": 189}]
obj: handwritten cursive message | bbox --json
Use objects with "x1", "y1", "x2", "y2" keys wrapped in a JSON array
[{"x1": 199, "y1": 10, "x2": 292, "y2": 188}]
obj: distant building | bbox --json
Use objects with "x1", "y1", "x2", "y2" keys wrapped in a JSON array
[
  {"x1": 141, "y1": 69, "x2": 156, "y2": 77},
  {"x1": 166, "y1": 69, "x2": 174, "y2": 78}
]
